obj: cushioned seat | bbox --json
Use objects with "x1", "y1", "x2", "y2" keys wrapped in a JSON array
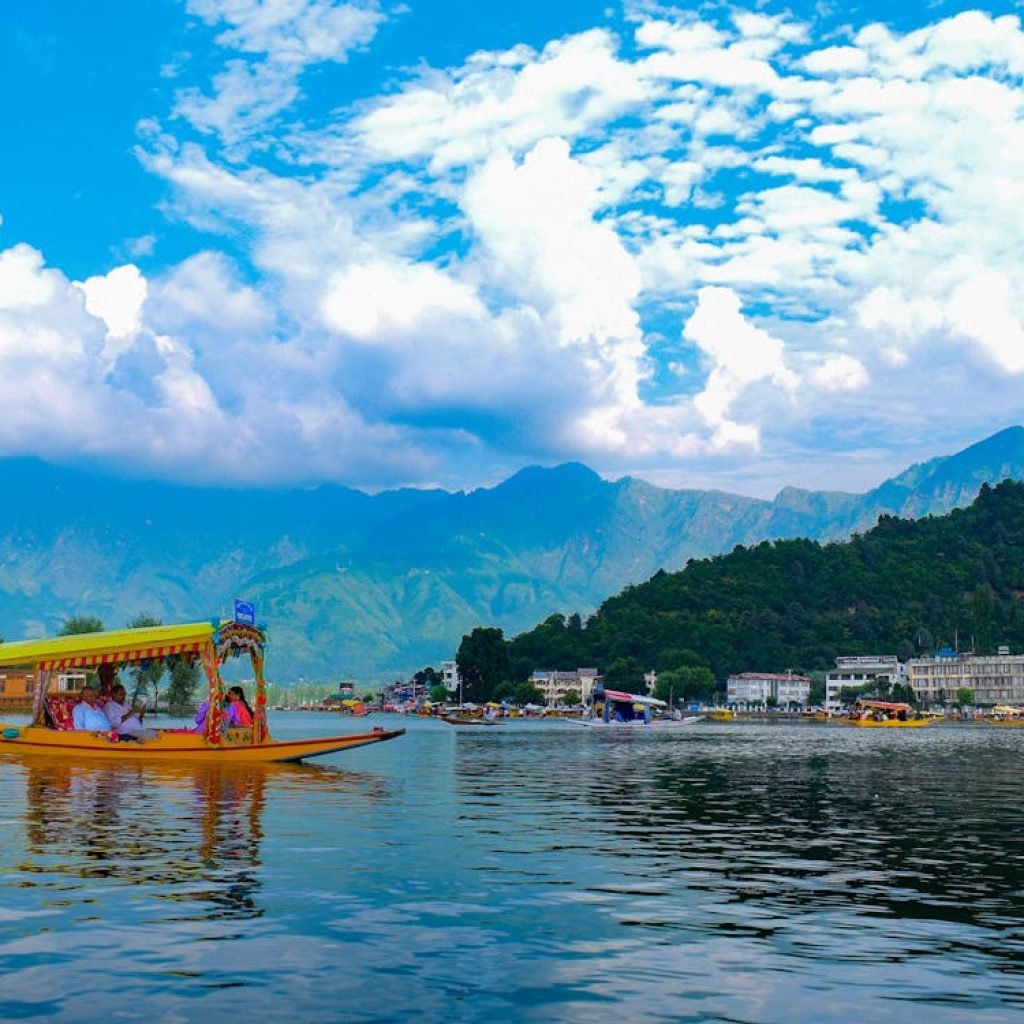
[{"x1": 46, "y1": 692, "x2": 110, "y2": 730}]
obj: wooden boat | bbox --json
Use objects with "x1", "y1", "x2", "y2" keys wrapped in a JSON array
[
  {"x1": 577, "y1": 688, "x2": 703, "y2": 728},
  {"x1": 0, "y1": 620, "x2": 404, "y2": 762},
  {"x1": 441, "y1": 714, "x2": 498, "y2": 726},
  {"x1": 846, "y1": 699, "x2": 931, "y2": 728}
]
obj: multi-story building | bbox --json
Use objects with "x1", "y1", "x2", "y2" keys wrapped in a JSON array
[
  {"x1": 908, "y1": 649, "x2": 1024, "y2": 706},
  {"x1": 441, "y1": 660, "x2": 458, "y2": 694},
  {"x1": 529, "y1": 669, "x2": 599, "y2": 706},
  {"x1": 825, "y1": 655, "x2": 907, "y2": 712},
  {"x1": 726, "y1": 672, "x2": 811, "y2": 708}
]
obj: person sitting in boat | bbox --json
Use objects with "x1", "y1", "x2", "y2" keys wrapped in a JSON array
[
  {"x1": 193, "y1": 697, "x2": 210, "y2": 732},
  {"x1": 225, "y1": 686, "x2": 254, "y2": 728},
  {"x1": 104, "y1": 683, "x2": 145, "y2": 740},
  {"x1": 72, "y1": 686, "x2": 112, "y2": 731}
]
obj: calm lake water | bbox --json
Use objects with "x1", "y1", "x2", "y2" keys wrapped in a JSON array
[{"x1": 1, "y1": 714, "x2": 1023, "y2": 1023}]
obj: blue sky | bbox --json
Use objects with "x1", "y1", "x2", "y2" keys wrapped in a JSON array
[{"x1": 1, "y1": 1, "x2": 1023, "y2": 498}]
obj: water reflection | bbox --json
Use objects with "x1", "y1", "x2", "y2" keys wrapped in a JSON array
[
  {"x1": 19, "y1": 760, "x2": 270, "y2": 920},
  {"x1": 450, "y1": 724, "x2": 1024, "y2": 992}
]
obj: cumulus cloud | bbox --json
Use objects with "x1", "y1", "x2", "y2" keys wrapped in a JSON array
[
  {"x1": 177, "y1": 0, "x2": 385, "y2": 141},
  {"x1": 6, "y1": 4, "x2": 1024, "y2": 494},
  {"x1": 682, "y1": 286, "x2": 798, "y2": 450}
]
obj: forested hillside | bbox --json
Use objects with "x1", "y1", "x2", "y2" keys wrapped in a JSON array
[{"x1": 507, "y1": 480, "x2": 1024, "y2": 683}]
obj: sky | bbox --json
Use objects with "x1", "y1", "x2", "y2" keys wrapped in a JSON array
[{"x1": 1, "y1": 0, "x2": 1024, "y2": 499}]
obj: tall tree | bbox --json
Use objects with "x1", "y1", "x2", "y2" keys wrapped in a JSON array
[
  {"x1": 127, "y1": 613, "x2": 166, "y2": 704},
  {"x1": 59, "y1": 615, "x2": 104, "y2": 635},
  {"x1": 456, "y1": 627, "x2": 510, "y2": 703}
]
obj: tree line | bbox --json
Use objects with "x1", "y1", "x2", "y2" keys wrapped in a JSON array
[{"x1": 452, "y1": 480, "x2": 1024, "y2": 703}]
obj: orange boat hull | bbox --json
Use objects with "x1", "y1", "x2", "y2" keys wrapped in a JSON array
[{"x1": 0, "y1": 723, "x2": 405, "y2": 762}]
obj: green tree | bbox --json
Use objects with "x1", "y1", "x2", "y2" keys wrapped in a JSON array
[
  {"x1": 429, "y1": 683, "x2": 449, "y2": 704},
  {"x1": 59, "y1": 615, "x2": 105, "y2": 635},
  {"x1": 562, "y1": 689, "x2": 581, "y2": 706},
  {"x1": 654, "y1": 666, "x2": 715, "y2": 704},
  {"x1": 413, "y1": 666, "x2": 441, "y2": 689},
  {"x1": 603, "y1": 656, "x2": 642, "y2": 690},
  {"x1": 956, "y1": 687, "x2": 975, "y2": 707},
  {"x1": 165, "y1": 655, "x2": 201, "y2": 711},
  {"x1": 513, "y1": 682, "x2": 545, "y2": 706},
  {"x1": 127, "y1": 613, "x2": 166, "y2": 704},
  {"x1": 456, "y1": 627, "x2": 510, "y2": 703}
]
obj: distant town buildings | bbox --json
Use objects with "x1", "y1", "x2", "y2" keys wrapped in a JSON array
[
  {"x1": 908, "y1": 648, "x2": 1024, "y2": 705},
  {"x1": 726, "y1": 671, "x2": 811, "y2": 707},
  {"x1": 529, "y1": 669, "x2": 599, "y2": 706},
  {"x1": 824, "y1": 655, "x2": 907, "y2": 712}
]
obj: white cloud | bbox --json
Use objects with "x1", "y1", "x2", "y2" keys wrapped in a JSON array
[
  {"x1": 78, "y1": 264, "x2": 148, "y2": 344},
  {"x1": 808, "y1": 354, "x2": 869, "y2": 392},
  {"x1": 11, "y1": 2, "x2": 1021, "y2": 493},
  {"x1": 682, "y1": 286, "x2": 797, "y2": 449},
  {"x1": 321, "y1": 260, "x2": 485, "y2": 340},
  {"x1": 177, "y1": 0, "x2": 385, "y2": 141}
]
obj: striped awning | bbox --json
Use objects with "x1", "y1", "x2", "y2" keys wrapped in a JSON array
[{"x1": 0, "y1": 621, "x2": 225, "y2": 670}]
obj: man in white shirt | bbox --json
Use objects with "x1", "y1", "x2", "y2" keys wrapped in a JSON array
[
  {"x1": 72, "y1": 687, "x2": 111, "y2": 731},
  {"x1": 104, "y1": 683, "x2": 145, "y2": 738}
]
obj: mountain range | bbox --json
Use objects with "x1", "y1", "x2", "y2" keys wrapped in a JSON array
[{"x1": 1, "y1": 425, "x2": 1023, "y2": 682}]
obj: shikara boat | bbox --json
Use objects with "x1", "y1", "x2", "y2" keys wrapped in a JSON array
[
  {"x1": 846, "y1": 699, "x2": 931, "y2": 728},
  {"x1": 0, "y1": 620, "x2": 404, "y2": 762},
  {"x1": 576, "y1": 688, "x2": 703, "y2": 728}
]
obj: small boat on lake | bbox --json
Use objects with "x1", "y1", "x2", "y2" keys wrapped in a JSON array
[
  {"x1": 441, "y1": 714, "x2": 498, "y2": 726},
  {"x1": 0, "y1": 619, "x2": 404, "y2": 762},
  {"x1": 576, "y1": 688, "x2": 703, "y2": 728},
  {"x1": 846, "y1": 699, "x2": 931, "y2": 728}
]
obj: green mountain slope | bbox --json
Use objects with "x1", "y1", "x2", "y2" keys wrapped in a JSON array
[
  {"x1": 509, "y1": 479, "x2": 1024, "y2": 681},
  {"x1": 0, "y1": 427, "x2": 1022, "y2": 681}
]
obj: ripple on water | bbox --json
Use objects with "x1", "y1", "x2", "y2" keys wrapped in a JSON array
[{"x1": 1, "y1": 718, "x2": 1024, "y2": 1021}]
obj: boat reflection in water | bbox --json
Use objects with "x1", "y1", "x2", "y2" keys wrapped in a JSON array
[{"x1": 20, "y1": 760, "x2": 269, "y2": 919}]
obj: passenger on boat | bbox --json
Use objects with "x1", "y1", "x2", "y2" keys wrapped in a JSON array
[
  {"x1": 225, "y1": 686, "x2": 254, "y2": 727},
  {"x1": 72, "y1": 686, "x2": 112, "y2": 731},
  {"x1": 104, "y1": 683, "x2": 145, "y2": 739},
  {"x1": 193, "y1": 698, "x2": 210, "y2": 732}
]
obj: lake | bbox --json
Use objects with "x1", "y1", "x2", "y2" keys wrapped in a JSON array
[{"x1": 1, "y1": 714, "x2": 1023, "y2": 1023}]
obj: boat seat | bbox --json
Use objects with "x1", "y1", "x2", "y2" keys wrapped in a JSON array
[{"x1": 45, "y1": 692, "x2": 110, "y2": 730}]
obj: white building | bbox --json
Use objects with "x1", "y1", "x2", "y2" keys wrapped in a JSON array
[
  {"x1": 529, "y1": 669, "x2": 599, "y2": 706},
  {"x1": 441, "y1": 660, "x2": 458, "y2": 694},
  {"x1": 824, "y1": 655, "x2": 907, "y2": 712},
  {"x1": 908, "y1": 650, "x2": 1024, "y2": 706},
  {"x1": 726, "y1": 672, "x2": 811, "y2": 708}
]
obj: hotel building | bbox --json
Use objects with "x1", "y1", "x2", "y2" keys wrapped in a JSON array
[
  {"x1": 824, "y1": 655, "x2": 907, "y2": 712},
  {"x1": 908, "y1": 649, "x2": 1024, "y2": 706}
]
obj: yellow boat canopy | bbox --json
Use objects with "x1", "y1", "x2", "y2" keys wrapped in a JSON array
[{"x1": 0, "y1": 621, "x2": 233, "y2": 671}]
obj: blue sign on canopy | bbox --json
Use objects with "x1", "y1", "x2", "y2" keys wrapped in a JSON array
[{"x1": 234, "y1": 599, "x2": 256, "y2": 625}]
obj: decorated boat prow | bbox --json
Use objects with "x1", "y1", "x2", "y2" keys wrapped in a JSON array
[{"x1": 0, "y1": 620, "x2": 404, "y2": 762}]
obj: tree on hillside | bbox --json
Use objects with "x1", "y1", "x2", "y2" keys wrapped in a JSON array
[
  {"x1": 126, "y1": 613, "x2": 166, "y2": 704},
  {"x1": 456, "y1": 627, "x2": 511, "y2": 703},
  {"x1": 59, "y1": 615, "x2": 105, "y2": 635},
  {"x1": 603, "y1": 656, "x2": 643, "y2": 691}
]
